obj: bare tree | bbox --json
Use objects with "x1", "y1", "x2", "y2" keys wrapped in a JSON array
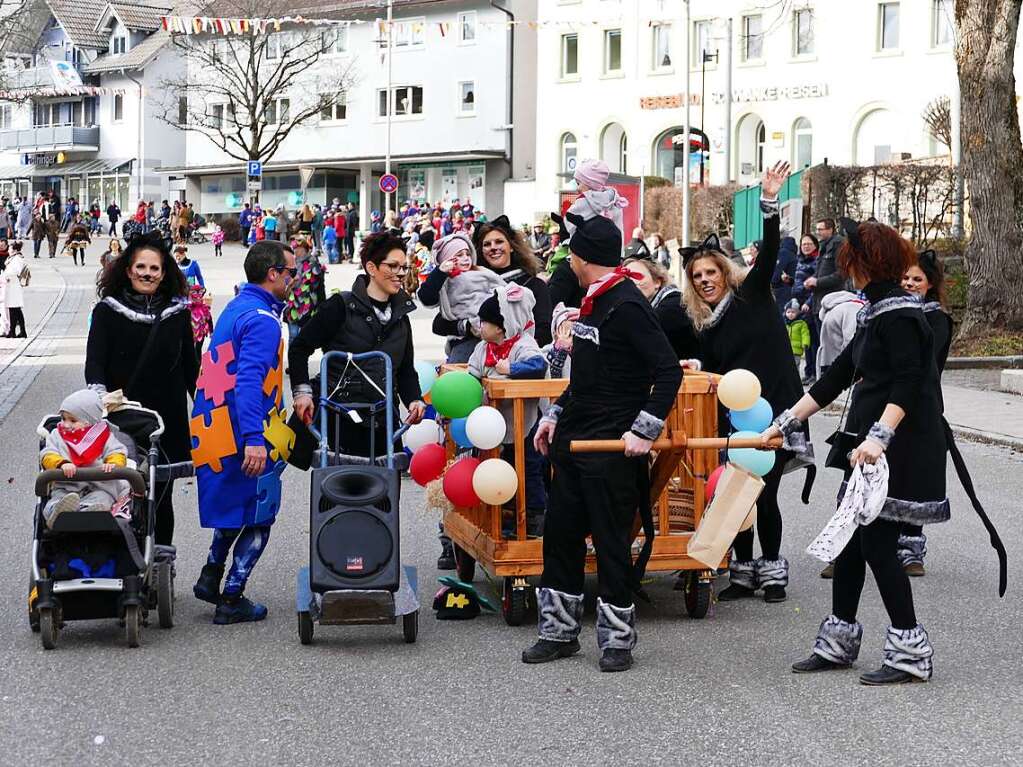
[
  {"x1": 154, "y1": 0, "x2": 356, "y2": 170},
  {"x1": 0, "y1": 0, "x2": 44, "y2": 97},
  {"x1": 922, "y1": 96, "x2": 953, "y2": 154},
  {"x1": 955, "y1": 0, "x2": 1023, "y2": 332}
]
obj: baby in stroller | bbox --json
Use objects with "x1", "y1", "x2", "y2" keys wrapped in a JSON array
[{"x1": 40, "y1": 389, "x2": 131, "y2": 528}]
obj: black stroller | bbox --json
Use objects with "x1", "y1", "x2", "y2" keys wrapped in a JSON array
[{"x1": 29, "y1": 401, "x2": 193, "y2": 649}]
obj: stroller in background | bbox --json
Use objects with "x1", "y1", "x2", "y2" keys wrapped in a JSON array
[{"x1": 29, "y1": 401, "x2": 193, "y2": 649}]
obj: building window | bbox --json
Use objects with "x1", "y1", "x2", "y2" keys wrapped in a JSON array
[
  {"x1": 560, "y1": 132, "x2": 578, "y2": 174},
  {"x1": 377, "y1": 86, "x2": 423, "y2": 117},
  {"x1": 319, "y1": 93, "x2": 347, "y2": 122},
  {"x1": 793, "y1": 117, "x2": 813, "y2": 168},
  {"x1": 321, "y1": 25, "x2": 348, "y2": 54},
  {"x1": 113, "y1": 93, "x2": 124, "y2": 122},
  {"x1": 210, "y1": 103, "x2": 224, "y2": 129},
  {"x1": 177, "y1": 96, "x2": 187, "y2": 125},
  {"x1": 266, "y1": 33, "x2": 281, "y2": 60},
  {"x1": 652, "y1": 23, "x2": 672, "y2": 69},
  {"x1": 112, "y1": 36, "x2": 126, "y2": 54},
  {"x1": 692, "y1": 20, "x2": 714, "y2": 68},
  {"x1": 756, "y1": 121, "x2": 766, "y2": 173},
  {"x1": 932, "y1": 0, "x2": 953, "y2": 46},
  {"x1": 458, "y1": 81, "x2": 475, "y2": 114},
  {"x1": 878, "y1": 2, "x2": 900, "y2": 50},
  {"x1": 265, "y1": 97, "x2": 290, "y2": 124},
  {"x1": 458, "y1": 11, "x2": 476, "y2": 44},
  {"x1": 793, "y1": 8, "x2": 814, "y2": 56},
  {"x1": 0, "y1": 104, "x2": 11, "y2": 129},
  {"x1": 603, "y1": 29, "x2": 622, "y2": 74},
  {"x1": 561, "y1": 33, "x2": 578, "y2": 77},
  {"x1": 385, "y1": 18, "x2": 425, "y2": 49},
  {"x1": 742, "y1": 14, "x2": 764, "y2": 62}
]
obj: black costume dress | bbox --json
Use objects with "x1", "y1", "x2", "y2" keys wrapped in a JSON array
[
  {"x1": 85, "y1": 291, "x2": 198, "y2": 545},
  {"x1": 650, "y1": 284, "x2": 699, "y2": 360},
  {"x1": 537, "y1": 278, "x2": 681, "y2": 650},
  {"x1": 288, "y1": 274, "x2": 422, "y2": 458}
]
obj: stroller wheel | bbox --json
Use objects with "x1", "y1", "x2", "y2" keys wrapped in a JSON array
[
  {"x1": 124, "y1": 605, "x2": 142, "y2": 648},
  {"x1": 156, "y1": 563, "x2": 175, "y2": 629},
  {"x1": 297, "y1": 611, "x2": 314, "y2": 645},
  {"x1": 39, "y1": 608, "x2": 58, "y2": 650}
]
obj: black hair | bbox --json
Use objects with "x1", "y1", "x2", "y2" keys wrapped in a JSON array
[
  {"x1": 97, "y1": 231, "x2": 187, "y2": 300},
  {"x1": 244, "y1": 240, "x2": 290, "y2": 283},
  {"x1": 817, "y1": 218, "x2": 836, "y2": 230},
  {"x1": 418, "y1": 228, "x2": 436, "y2": 250},
  {"x1": 359, "y1": 232, "x2": 406, "y2": 269},
  {"x1": 801, "y1": 232, "x2": 819, "y2": 250}
]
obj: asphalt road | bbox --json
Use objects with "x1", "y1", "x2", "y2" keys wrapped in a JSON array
[{"x1": 1, "y1": 241, "x2": 1021, "y2": 766}]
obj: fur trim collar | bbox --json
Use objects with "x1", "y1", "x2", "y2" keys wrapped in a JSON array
[
  {"x1": 856, "y1": 295, "x2": 923, "y2": 327},
  {"x1": 701, "y1": 291, "x2": 734, "y2": 329},
  {"x1": 102, "y1": 296, "x2": 189, "y2": 324},
  {"x1": 651, "y1": 284, "x2": 681, "y2": 309}
]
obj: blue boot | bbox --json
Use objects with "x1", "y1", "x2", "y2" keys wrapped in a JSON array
[{"x1": 213, "y1": 594, "x2": 268, "y2": 624}]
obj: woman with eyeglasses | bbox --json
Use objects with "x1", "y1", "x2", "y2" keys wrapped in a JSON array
[{"x1": 289, "y1": 232, "x2": 426, "y2": 459}]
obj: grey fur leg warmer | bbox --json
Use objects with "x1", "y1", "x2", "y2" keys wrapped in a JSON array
[
  {"x1": 595, "y1": 598, "x2": 637, "y2": 651},
  {"x1": 536, "y1": 587, "x2": 583, "y2": 643},
  {"x1": 729, "y1": 559, "x2": 757, "y2": 590},
  {"x1": 755, "y1": 557, "x2": 789, "y2": 588},
  {"x1": 897, "y1": 534, "x2": 927, "y2": 567},
  {"x1": 812, "y1": 614, "x2": 863, "y2": 665},
  {"x1": 882, "y1": 624, "x2": 934, "y2": 680}
]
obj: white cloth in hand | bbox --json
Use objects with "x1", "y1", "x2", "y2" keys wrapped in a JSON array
[{"x1": 806, "y1": 456, "x2": 889, "y2": 562}]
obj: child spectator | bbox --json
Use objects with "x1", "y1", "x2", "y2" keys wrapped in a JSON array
[
  {"x1": 39, "y1": 389, "x2": 131, "y2": 528},
  {"x1": 212, "y1": 224, "x2": 225, "y2": 257},
  {"x1": 544, "y1": 301, "x2": 579, "y2": 379},
  {"x1": 322, "y1": 221, "x2": 339, "y2": 264},
  {"x1": 565, "y1": 158, "x2": 628, "y2": 238},
  {"x1": 784, "y1": 299, "x2": 812, "y2": 379}
]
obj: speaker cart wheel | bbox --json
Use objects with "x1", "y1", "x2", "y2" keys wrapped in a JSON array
[
  {"x1": 402, "y1": 610, "x2": 418, "y2": 643},
  {"x1": 39, "y1": 607, "x2": 58, "y2": 650},
  {"x1": 298, "y1": 611, "x2": 314, "y2": 645},
  {"x1": 683, "y1": 571, "x2": 712, "y2": 619},
  {"x1": 502, "y1": 577, "x2": 528, "y2": 626},
  {"x1": 453, "y1": 544, "x2": 476, "y2": 583},
  {"x1": 124, "y1": 604, "x2": 142, "y2": 648},
  {"x1": 156, "y1": 562, "x2": 174, "y2": 629}
]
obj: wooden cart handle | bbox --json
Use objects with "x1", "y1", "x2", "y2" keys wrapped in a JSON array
[{"x1": 570, "y1": 436, "x2": 782, "y2": 453}]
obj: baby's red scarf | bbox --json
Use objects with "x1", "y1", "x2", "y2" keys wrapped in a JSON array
[{"x1": 58, "y1": 422, "x2": 110, "y2": 467}]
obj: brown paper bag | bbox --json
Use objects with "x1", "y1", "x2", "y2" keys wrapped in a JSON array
[{"x1": 687, "y1": 463, "x2": 764, "y2": 568}]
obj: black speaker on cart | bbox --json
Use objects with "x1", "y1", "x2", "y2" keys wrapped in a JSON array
[{"x1": 309, "y1": 465, "x2": 401, "y2": 593}]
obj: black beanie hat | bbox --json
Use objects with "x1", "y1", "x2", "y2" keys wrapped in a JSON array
[
  {"x1": 566, "y1": 212, "x2": 622, "y2": 267},
  {"x1": 478, "y1": 290, "x2": 503, "y2": 329}
]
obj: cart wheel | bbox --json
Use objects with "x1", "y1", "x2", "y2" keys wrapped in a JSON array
[
  {"x1": 402, "y1": 610, "x2": 419, "y2": 644},
  {"x1": 502, "y1": 578, "x2": 528, "y2": 626},
  {"x1": 39, "y1": 608, "x2": 58, "y2": 650},
  {"x1": 156, "y1": 562, "x2": 174, "y2": 629},
  {"x1": 124, "y1": 605, "x2": 142, "y2": 648},
  {"x1": 684, "y1": 571, "x2": 712, "y2": 619},
  {"x1": 298, "y1": 611, "x2": 314, "y2": 645},
  {"x1": 454, "y1": 545, "x2": 476, "y2": 583}
]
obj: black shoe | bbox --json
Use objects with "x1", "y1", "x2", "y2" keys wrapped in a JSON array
[
  {"x1": 859, "y1": 666, "x2": 926, "y2": 686},
  {"x1": 820, "y1": 562, "x2": 835, "y2": 579},
  {"x1": 792, "y1": 654, "x2": 849, "y2": 674},
  {"x1": 522, "y1": 638, "x2": 580, "y2": 664},
  {"x1": 717, "y1": 583, "x2": 756, "y2": 601},
  {"x1": 599, "y1": 648, "x2": 633, "y2": 672},
  {"x1": 763, "y1": 585, "x2": 787, "y2": 603},
  {"x1": 193, "y1": 563, "x2": 224, "y2": 604},
  {"x1": 904, "y1": 562, "x2": 925, "y2": 577},
  {"x1": 437, "y1": 537, "x2": 455, "y2": 570},
  {"x1": 214, "y1": 594, "x2": 268, "y2": 624}
]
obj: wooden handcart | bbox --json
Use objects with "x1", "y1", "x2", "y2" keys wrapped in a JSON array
[{"x1": 440, "y1": 369, "x2": 734, "y2": 625}]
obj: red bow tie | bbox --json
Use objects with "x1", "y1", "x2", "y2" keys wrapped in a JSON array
[{"x1": 485, "y1": 333, "x2": 521, "y2": 366}]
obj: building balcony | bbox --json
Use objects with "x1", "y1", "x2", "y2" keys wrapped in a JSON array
[{"x1": 0, "y1": 125, "x2": 100, "y2": 153}]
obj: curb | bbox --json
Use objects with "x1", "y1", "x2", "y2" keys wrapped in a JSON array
[
  {"x1": 0, "y1": 264, "x2": 68, "y2": 380},
  {"x1": 946, "y1": 355, "x2": 1023, "y2": 370}
]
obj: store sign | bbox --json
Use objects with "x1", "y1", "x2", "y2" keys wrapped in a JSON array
[
  {"x1": 712, "y1": 83, "x2": 829, "y2": 105},
  {"x1": 639, "y1": 93, "x2": 702, "y2": 110},
  {"x1": 25, "y1": 153, "x2": 58, "y2": 166}
]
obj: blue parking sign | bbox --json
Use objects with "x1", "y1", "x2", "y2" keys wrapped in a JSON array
[{"x1": 247, "y1": 160, "x2": 262, "y2": 177}]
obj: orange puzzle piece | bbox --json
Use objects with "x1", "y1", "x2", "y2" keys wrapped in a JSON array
[
  {"x1": 262, "y1": 339, "x2": 284, "y2": 408},
  {"x1": 190, "y1": 406, "x2": 237, "y2": 473}
]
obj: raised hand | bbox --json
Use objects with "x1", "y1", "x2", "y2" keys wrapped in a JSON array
[{"x1": 762, "y1": 161, "x2": 791, "y2": 199}]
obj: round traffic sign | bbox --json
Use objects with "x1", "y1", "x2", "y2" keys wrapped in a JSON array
[{"x1": 379, "y1": 173, "x2": 399, "y2": 194}]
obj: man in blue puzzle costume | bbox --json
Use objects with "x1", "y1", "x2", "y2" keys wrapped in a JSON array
[{"x1": 190, "y1": 240, "x2": 297, "y2": 624}]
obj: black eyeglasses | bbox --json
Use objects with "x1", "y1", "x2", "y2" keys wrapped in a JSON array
[
  {"x1": 380, "y1": 261, "x2": 409, "y2": 274},
  {"x1": 273, "y1": 264, "x2": 299, "y2": 278}
]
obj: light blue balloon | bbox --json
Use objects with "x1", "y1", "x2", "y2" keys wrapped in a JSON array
[
  {"x1": 450, "y1": 417, "x2": 473, "y2": 449},
  {"x1": 727, "y1": 429, "x2": 777, "y2": 477},
  {"x1": 729, "y1": 397, "x2": 773, "y2": 433},
  {"x1": 415, "y1": 361, "x2": 437, "y2": 394}
]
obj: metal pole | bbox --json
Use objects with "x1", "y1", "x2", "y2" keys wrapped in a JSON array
[
  {"x1": 700, "y1": 54, "x2": 706, "y2": 186},
  {"x1": 681, "y1": 0, "x2": 691, "y2": 267},
  {"x1": 385, "y1": 0, "x2": 393, "y2": 213},
  {"x1": 950, "y1": 63, "x2": 964, "y2": 239},
  {"x1": 723, "y1": 17, "x2": 733, "y2": 183}
]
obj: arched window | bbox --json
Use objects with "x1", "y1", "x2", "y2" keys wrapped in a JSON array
[
  {"x1": 560, "y1": 132, "x2": 578, "y2": 174},
  {"x1": 599, "y1": 123, "x2": 628, "y2": 174},
  {"x1": 854, "y1": 108, "x2": 898, "y2": 164},
  {"x1": 653, "y1": 126, "x2": 708, "y2": 185},
  {"x1": 793, "y1": 117, "x2": 813, "y2": 168},
  {"x1": 619, "y1": 132, "x2": 628, "y2": 174},
  {"x1": 755, "y1": 121, "x2": 766, "y2": 174}
]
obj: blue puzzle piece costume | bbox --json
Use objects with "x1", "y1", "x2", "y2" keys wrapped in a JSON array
[{"x1": 191, "y1": 283, "x2": 289, "y2": 598}]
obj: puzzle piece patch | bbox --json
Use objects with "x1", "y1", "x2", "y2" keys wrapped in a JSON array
[
  {"x1": 253, "y1": 461, "x2": 286, "y2": 524},
  {"x1": 263, "y1": 408, "x2": 296, "y2": 463},
  {"x1": 190, "y1": 406, "x2": 237, "y2": 473},
  {"x1": 197, "y1": 341, "x2": 237, "y2": 407},
  {"x1": 262, "y1": 338, "x2": 284, "y2": 408}
]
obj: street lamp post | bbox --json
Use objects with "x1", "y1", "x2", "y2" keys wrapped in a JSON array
[
  {"x1": 681, "y1": 0, "x2": 691, "y2": 285},
  {"x1": 385, "y1": 0, "x2": 394, "y2": 213},
  {"x1": 699, "y1": 49, "x2": 719, "y2": 186}
]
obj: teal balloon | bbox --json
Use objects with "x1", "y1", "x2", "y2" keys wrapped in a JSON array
[
  {"x1": 450, "y1": 417, "x2": 473, "y2": 448},
  {"x1": 729, "y1": 397, "x2": 773, "y2": 433},
  {"x1": 415, "y1": 361, "x2": 438, "y2": 394},
  {"x1": 225, "y1": 193, "x2": 243, "y2": 208},
  {"x1": 288, "y1": 190, "x2": 305, "y2": 206},
  {"x1": 431, "y1": 371, "x2": 483, "y2": 419},
  {"x1": 727, "y1": 430, "x2": 776, "y2": 477}
]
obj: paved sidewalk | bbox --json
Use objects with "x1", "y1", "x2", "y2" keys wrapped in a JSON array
[{"x1": 942, "y1": 383, "x2": 1023, "y2": 450}]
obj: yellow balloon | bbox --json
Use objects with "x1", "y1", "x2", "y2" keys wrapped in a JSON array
[
  {"x1": 717, "y1": 369, "x2": 762, "y2": 411},
  {"x1": 471, "y1": 458, "x2": 518, "y2": 506}
]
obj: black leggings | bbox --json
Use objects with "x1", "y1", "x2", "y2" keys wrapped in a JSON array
[
  {"x1": 833, "y1": 519, "x2": 917, "y2": 629},
  {"x1": 7, "y1": 307, "x2": 27, "y2": 338},
  {"x1": 733, "y1": 456, "x2": 786, "y2": 562},
  {"x1": 154, "y1": 481, "x2": 175, "y2": 546}
]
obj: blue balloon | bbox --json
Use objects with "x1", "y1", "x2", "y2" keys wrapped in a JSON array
[
  {"x1": 415, "y1": 361, "x2": 438, "y2": 394},
  {"x1": 450, "y1": 417, "x2": 473, "y2": 449},
  {"x1": 727, "y1": 429, "x2": 777, "y2": 477},
  {"x1": 729, "y1": 397, "x2": 773, "y2": 433},
  {"x1": 423, "y1": 404, "x2": 437, "y2": 421}
]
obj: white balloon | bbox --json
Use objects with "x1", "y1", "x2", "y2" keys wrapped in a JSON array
[
  {"x1": 465, "y1": 406, "x2": 507, "y2": 450},
  {"x1": 403, "y1": 419, "x2": 442, "y2": 453},
  {"x1": 717, "y1": 369, "x2": 762, "y2": 411},
  {"x1": 472, "y1": 458, "x2": 518, "y2": 505}
]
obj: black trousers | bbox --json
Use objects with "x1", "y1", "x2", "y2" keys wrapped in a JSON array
[
  {"x1": 806, "y1": 312, "x2": 821, "y2": 379},
  {"x1": 733, "y1": 456, "x2": 786, "y2": 562},
  {"x1": 540, "y1": 442, "x2": 640, "y2": 608},
  {"x1": 7, "y1": 307, "x2": 27, "y2": 338},
  {"x1": 833, "y1": 519, "x2": 917, "y2": 629},
  {"x1": 154, "y1": 480, "x2": 175, "y2": 546},
  {"x1": 326, "y1": 408, "x2": 392, "y2": 460}
]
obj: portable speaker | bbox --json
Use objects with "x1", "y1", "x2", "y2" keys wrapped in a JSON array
[{"x1": 309, "y1": 465, "x2": 401, "y2": 593}]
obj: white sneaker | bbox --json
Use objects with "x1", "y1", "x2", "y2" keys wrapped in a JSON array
[{"x1": 47, "y1": 492, "x2": 81, "y2": 528}]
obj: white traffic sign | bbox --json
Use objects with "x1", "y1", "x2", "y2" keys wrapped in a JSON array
[{"x1": 247, "y1": 180, "x2": 262, "y2": 192}]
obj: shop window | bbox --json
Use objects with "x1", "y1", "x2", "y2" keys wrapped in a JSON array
[
  {"x1": 458, "y1": 12, "x2": 476, "y2": 44},
  {"x1": 603, "y1": 29, "x2": 622, "y2": 74},
  {"x1": 793, "y1": 8, "x2": 814, "y2": 56},
  {"x1": 560, "y1": 132, "x2": 577, "y2": 174},
  {"x1": 742, "y1": 14, "x2": 764, "y2": 62},
  {"x1": 458, "y1": 81, "x2": 475, "y2": 114},
  {"x1": 561, "y1": 34, "x2": 578, "y2": 77},
  {"x1": 878, "y1": 2, "x2": 900, "y2": 50},
  {"x1": 652, "y1": 23, "x2": 672, "y2": 70}
]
